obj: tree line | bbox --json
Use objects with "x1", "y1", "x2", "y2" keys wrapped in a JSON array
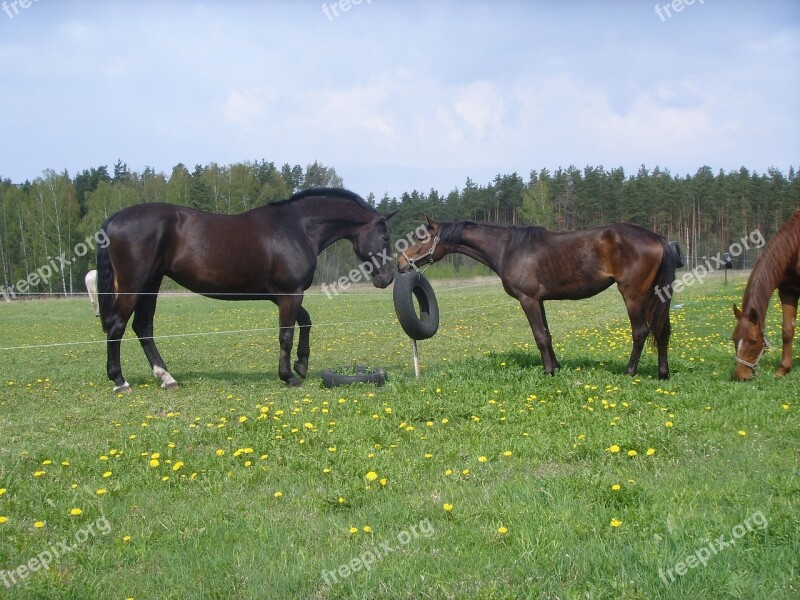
[{"x1": 0, "y1": 160, "x2": 797, "y2": 296}]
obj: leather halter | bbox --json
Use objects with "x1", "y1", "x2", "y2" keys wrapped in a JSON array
[
  {"x1": 401, "y1": 236, "x2": 440, "y2": 273},
  {"x1": 734, "y1": 333, "x2": 772, "y2": 372}
]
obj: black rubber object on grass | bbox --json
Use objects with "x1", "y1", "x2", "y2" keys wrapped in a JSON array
[{"x1": 321, "y1": 365, "x2": 388, "y2": 388}]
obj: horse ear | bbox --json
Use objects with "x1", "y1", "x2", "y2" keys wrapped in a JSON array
[
  {"x1": 425, "y1": 215, "x2": 438, "y2": 228},
  {"x1": 382, "y1": 209, "x2": 399, "y2": 221},
  {"x1": 733, "y1": 304, "x2": 742, "y2": 319},
  {"x1": 747, "y1": 307, "x2": 759, "y2": 324}
]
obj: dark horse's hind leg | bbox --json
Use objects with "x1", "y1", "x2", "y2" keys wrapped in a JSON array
[
  {"x1": 293, "y1": 305, "x2": 311, "y2": 379},
  {"x1": 621, "y1": 292, "x2": 650, "y2": 377},
  {"x1": 104, "y1": 295, "x2": 136, "y2": 393},
  {"x1": 277, "y1": 296, "x2": 303, "y2": 386},
  {"x1": 132, "y1": 285, "x2": 179, "y2": 390}
]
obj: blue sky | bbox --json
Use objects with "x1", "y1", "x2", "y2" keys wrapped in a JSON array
[{"x1": 0, "y1": 0, "x2": 798, "y2": 199}]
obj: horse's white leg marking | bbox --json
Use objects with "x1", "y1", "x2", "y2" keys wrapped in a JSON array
[
  {"x1": 113, "y1": 381, "x2": 131, "y2": 393},
  {"x1": 153, "y1": 366, "x2": 178, "y2": 389}
]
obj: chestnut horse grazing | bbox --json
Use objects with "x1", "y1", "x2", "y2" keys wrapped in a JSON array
[
  {"x1": 732, "y1": 209, "x2": 800, "y2": 380},
  {"x1": 398, "y1": 218, "x2": 680, "y2": 379},
  {"x1": 97, "y1": 188, "x2": 395, "y2": 392}
]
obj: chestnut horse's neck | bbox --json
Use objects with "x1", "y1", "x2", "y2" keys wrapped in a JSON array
[
  {"x1": 439, "y1": 221, "x2": 514, "y2": 274},
  {"x1": 741, "y1": 211, "x2": 800, "y2": 325}
]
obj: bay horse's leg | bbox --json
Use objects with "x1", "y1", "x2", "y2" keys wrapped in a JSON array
[
  {"x1": 104, "y1": 294, "x2": 136, "y2": 393},
  {"x1": 277, "y1": 296, "x2": 303, "y2": 386},
  {"x1": 519, "y1": 295, "x2": 557, "y2": 375},
  {"x1": 293, "y1": 305, "x2": 311, "y2": 379},
  {"x1": 620, "y1": 289, "x2": 650, "y2": 377},
  {"x1": 776, "y1": 288, "x2": 798, "y2": 377},
  {"x1": 539, "y1": 302, "x2": 560, "y2": 369},
  {"x1": 132, "y1": 285, "x2": 179, "y2": 390}
]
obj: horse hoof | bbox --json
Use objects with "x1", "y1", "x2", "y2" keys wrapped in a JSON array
[
  {"x1": 293, "y1": 361, "x2": 308, "y2": 379},
  {"x1": 113, "y1": 383, "x2": 132, "y2": 394},
  {"x1": 161, "y1": 381, "x2": 180, "y2": 390},
  {"x1": 285, "y1": 377, "x2": 303, "y2": 387}
]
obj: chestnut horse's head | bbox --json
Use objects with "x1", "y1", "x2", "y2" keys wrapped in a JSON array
[
  {"x1": 396, "y1": 217, "x2": 442, "y2": 274},
  {"x1": 732, "y1": 304, "x2": 768, "y2": 381}
]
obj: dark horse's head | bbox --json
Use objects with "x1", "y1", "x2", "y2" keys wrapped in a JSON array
[
  {"x1": 732, "y1": 304, "x2": 767, "y2": 381},
  {"x1": 352, "y1": 209, "x2": 397, "y2": 288}
]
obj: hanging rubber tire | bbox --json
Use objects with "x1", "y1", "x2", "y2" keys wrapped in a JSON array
[
  {"x1": 393, "y1": 271, "x2": 439, "y2": 340},
  {"x1": 321, "y1": 365, "x2": 388, "y2": 388}
]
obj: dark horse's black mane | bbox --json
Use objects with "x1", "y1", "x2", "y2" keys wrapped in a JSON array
[
  {"x1": 437, "y1": 220, "x2": 548, "y2": 251},
  {"x1": 270, "y1": 187, "x2": 375, "y2": 212}
]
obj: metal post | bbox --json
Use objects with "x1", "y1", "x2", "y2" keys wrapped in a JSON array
[{"x1": 411, "y1": 339, "x2": 420, "y2": 378}]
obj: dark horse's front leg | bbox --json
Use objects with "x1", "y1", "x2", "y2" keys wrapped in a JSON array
[
  {"x1": 776, "y1": 288, "x2": 798, "y2": 377},
  {"x1": 519, "y1": 295, "x2": 559, "y2": 375},
  {"x1": 293, "y1": 305, "x2": 312, "y2": 379},
  {"x1": 277, "y1": 296, "x2": 303, "y2": 386}
]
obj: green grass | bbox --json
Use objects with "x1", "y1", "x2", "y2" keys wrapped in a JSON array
[{"x1": 0, "y1": 271, "x2": 798, "y2": 599}]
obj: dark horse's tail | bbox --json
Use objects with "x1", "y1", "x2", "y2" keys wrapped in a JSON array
[
  {"x1": 647, "y1": 239, "x2": 679, "y2": 345},
  {"x1": 97, "y1": 218, "x2": 116, "y2": 334}
]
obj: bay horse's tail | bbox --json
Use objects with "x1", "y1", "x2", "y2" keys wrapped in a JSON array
[
  {"x1": 647, "y1": 239, "x2": 678, "y2": 345},
  {"x1": 97, "y1": 219, "x2": 116, "y2": 333}
]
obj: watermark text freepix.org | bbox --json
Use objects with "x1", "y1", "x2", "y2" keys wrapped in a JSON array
[
  {"x1": 1, "y1": 515, "x2": 112, "y2": 588},
  {"x1": 321, "y1": 517, "x2": 434, "y2": 586},
  {"x1": 654, "y1": 0, "x2": 703, "y2": 22},
  {"x1": 655, "y1": 229, "x2": 765, "y2": 303},
  {"x1": 1, "y1": 229, "x2": 109, "y2": 303},
  {"x1": 2, "y1": 0, "x2": 42, "y2": 20},
  {"x1": 321, "y1": 224, "x2": 431, "y2": 299},
  {"x1": 658, "y1": 510, "x2": 767, "y2": 585}
]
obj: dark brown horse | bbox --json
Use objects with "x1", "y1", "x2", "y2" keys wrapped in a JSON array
[
  {"x1": 732, "y1": 209, "x2": 800, "y2": 380},
  {"x1": 97, "y1": 188, "x2": 395, "y2": 392},
  {"x1": 397, "y1": 218, "x2": 679, "y2": 379}
]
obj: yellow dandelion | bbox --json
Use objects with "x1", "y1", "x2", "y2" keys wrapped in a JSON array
[
  {"x1": 424, "y1": 453, "x2": 433, "y2": 459},
  {"x1": 42, "y1": 459, "x2": 52, "y2": 465},
  {"x1": 363, "y1": 526, "x2": 372, "y2": 533},
  {"x1": 0, "y1": 488, "x2": 5, "y2": 496},
  {"x1": 172, "y1": 461, "x2": 184, "y2": 471},
  {"x1": 338, "y1": 497, "x2": 346, "y2": 504},
  {"x1": 348, "y1": 526, "x2": 358, "y2": 534},
  {"x1": 33, "y1": 470, "x2": 45, "y2": 477},
  {"x1": 443, "y1": 469, "x2": 453, "y2": 476},
  {"x1": 273, "y1": 491, "x2": 283, "y2": 498},
  {"x1": 365, "y1": 471, "x2": 378, "y2": 481},
  {"x1": 123, "y1": 535, "x2": 132, "y2": 543},
  {"x1": 443, "y1": 503, "x2": 453, "y2": 512},
  {"x1": 149, "y1": 459, "x2": 160, "y2": 468},
  {"x1": 608, "y1": 444, "x2": 620, "y2": 453},
  {"x1": 238, "y1": 416, "x2": 247, "y2": 423},
  {"x1": 497, "y1": 526, "x2": 508, "y2": 535},
  {"x1": 611, "y1": 484, "x2": 621, "y2": 491},
  {"x1": 610, "y1": 518, "x2": 622, "y2": 527},
  {"x1": 60, "y1": 461, "x2": 70, "y2": 467},
  {"x1": 478, "y1": 456, "x2": 488, "y2": 463},
  {"x1": 150, "y1": 453, "x2": 160, "y2": 459},
  {"x1": 215, "y1": 449, "x2": 225, "y2": 456},
  {"x1": 0, "y1": 516, "x2": 7, "y2": 524},
  {"x1": 665, "y1": 421, "x2": 674, "y2": 428},
  {"x1": 103, "y1": 471, "x2": 112, "y2": 478},
  {"x1": 96, "y1": 488, "x2": 107, "y2": 496},
  {"x1": 738, "y1": 430, "x2": 747, "y2": 437},
  {"x1": 69, "y1": 508, "x2": 82, "y2": 516},
  {"x1": 34, "y1": 520, "x2": 45, "y2": 528},
  {"x1": 462, "y1": 469, "x2": 470, "y2": 476},
  {"x1": 627, "y1": 449, "x2": 638, "y2": 457},
  {"x1": 503, "y1": 451, "x2": 512, "y2": 457},
  {"x1": 322, "y1": 467, "x2": 331, "y2": 474}
]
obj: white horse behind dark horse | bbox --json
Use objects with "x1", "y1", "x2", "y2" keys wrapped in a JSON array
[{"x1": 85, "y1": 270, "x2": 99, "y2": 316}]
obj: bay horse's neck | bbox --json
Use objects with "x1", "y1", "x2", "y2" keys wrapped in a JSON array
[
  {"x1": 448, "y1": 223, "x2": 511, "y2": 274},
  {"x1": 290, "y1": 197, "x2": 374, "y2": 253},
  {"x1": 741, "y1": 232, "x2": 795, "y2": 326}
]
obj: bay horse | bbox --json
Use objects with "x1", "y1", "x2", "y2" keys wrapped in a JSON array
[
  {"x1": 397, "y1": 217, "x2": 679, "y2": 379},
  {"x1": 97, "y1": 188, "x2": 395, "y2": 392},
  {"x1": 732, "y1": 209, "x2": 800, "y2": 380}
]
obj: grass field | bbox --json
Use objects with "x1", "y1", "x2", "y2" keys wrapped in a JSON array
[{"x1": 0, "y1": 271, "x2": 798, "y2": 599}]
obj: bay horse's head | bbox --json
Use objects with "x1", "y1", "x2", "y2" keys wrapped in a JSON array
[
  {"x1": 732, "y1": 304, "x2": 767, "y2": 381},
  {"x1": 397, "y1": 217, "x2": 443, "y2": 274},
  {"x1": 352, "y1": 209, "x2": 398, "y2": 288}
]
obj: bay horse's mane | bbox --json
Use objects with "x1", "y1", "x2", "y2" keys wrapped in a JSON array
[
  {"x1": 437, "y1": 220, "x2": 548, "y2": 250},
  {"x1": 743, "y1": 208, "x2": 800, "y2": 316},
  {"x1": 270, "y1": 187, "x2": 375, "y2": 212}
]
